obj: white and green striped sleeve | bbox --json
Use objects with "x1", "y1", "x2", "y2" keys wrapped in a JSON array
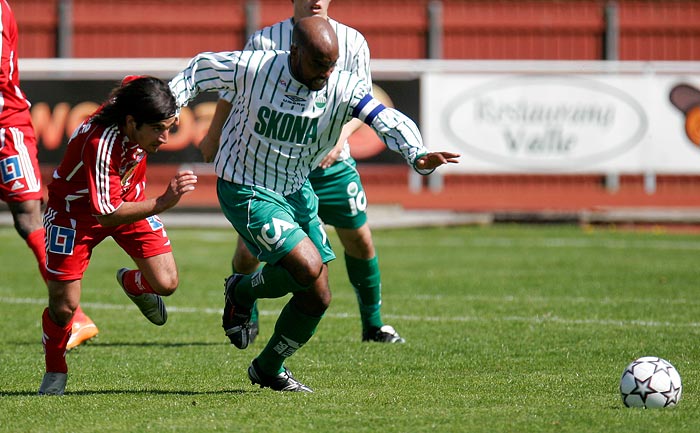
[
  {"x1": 346, "y1": 28, "x2": 372, "y2": 86},
  {"x1": 247, "y1": 19, "x2": 290, "y2": 51},
  {"x1": 355, "y1": 37, "x2": 372, "y2": 87},
  {"x1": 350, "y1": 86, "x2": 433, "y2": 175},
  {"x1": 169, "y1": 51, "x2": 250, "y2": 107},
  {"x1": 219, "y1": 23, "x2": 286, "y2": 103}
]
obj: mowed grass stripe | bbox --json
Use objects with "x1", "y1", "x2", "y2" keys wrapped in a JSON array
[
  {"x1": 4, "y1": 296, "x2": 699, "y2": 329},
  {"x1": 378, "y1": 235, "x2": 700, "y2": 251}
]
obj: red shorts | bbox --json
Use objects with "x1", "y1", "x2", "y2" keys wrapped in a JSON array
[
  {"x1": 0, "y1": 125, "x2": 43, "y2": 203},
  {"x1": 44, "y1": 210, "x2": 172, "y2": 281}
]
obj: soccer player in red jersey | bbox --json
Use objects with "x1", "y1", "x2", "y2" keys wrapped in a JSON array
[
  {"x1": 0, "y1": 0, "x2": 100, "y2": 349},
  {"x1": 38, "y1": 76, "x2": 198, "y2": 395}
]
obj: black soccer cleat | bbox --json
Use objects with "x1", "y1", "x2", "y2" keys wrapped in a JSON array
[
  {"x1": 362, "y1": 325, "x2": 405, "y2": 343},
  {"x1": 248, "y1": 318, "x2": 259, "y2": 346},
  {"x1": 247, "y1": 302, "x2": 260, "y2": 346},
  {"x1": 222, "y1": 274, "x2": 253, "y2": 349},
  {"x1": 248, "y1": 359, "x2": 313, "y2": 392}
]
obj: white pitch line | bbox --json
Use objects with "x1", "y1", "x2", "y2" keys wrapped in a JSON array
[
  {"x1": 377, "y1": 236, "x2": 700, "y2": 251},
  {"x1": 469, "y1": 237, "x2": 700, "y2": 251},
  {"x1": 380, "y1": 312, "x2": 700, "y2": 329},
  {"x1": 411, "y1": 293, "x2": 700, "y2": 307},
  {"x1": 3, "y1": 296, "x2": 700, "y2": 329}
]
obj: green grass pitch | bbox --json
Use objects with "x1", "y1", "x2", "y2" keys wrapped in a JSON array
[{"x1": 1, "y1": 223, "x2": 699, "y2": 432}]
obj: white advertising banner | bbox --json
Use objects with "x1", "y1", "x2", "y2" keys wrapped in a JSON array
[{"x1": 424, "y1": 72, "x2": 700, "y2": 174}]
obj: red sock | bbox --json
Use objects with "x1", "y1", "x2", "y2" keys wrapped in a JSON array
[
  {"x1": 26, "y1": 228, "x2": 48, "y2": 282},
  {"x1": 121, "y1": 270, "x2": 156, "y2": 295},
  {"x1": 41, "y1": 308, "x2": 71, "y2": 374}
]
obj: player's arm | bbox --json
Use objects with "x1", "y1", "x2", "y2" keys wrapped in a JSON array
[
  {"x1": 196, "y1": 31, "x2": 259, "y2": 163},
  {"x1": 199, "y1": 99, "x2": 233, "y2": 163},
  {"x1": 0, "y1": 11, "x2": 13, "y2": 86},
  {"x1": 351, "y1": 92, "x2": 459, "y2": 174},
  {"x1": 169, "y1": 51, "x2": 263, "y2": 107},
  {"x1": 196, "y1": 31, "x2": 270, "y2": 163},
  {"x1": 95, "y1": 170, "x2": 198, "y2": 227}
]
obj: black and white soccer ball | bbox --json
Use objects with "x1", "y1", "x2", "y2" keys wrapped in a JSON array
[{"x1": 619, "y1": 356, "x2": 682, "y2": 408}]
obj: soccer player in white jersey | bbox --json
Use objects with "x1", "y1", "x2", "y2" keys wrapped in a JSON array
[
  {"x1": 200, "y1": 0, "x2": 405, "y2": 344},
  {"x1": 170, "y1": 16, "x2": 459, "y2": 392}
]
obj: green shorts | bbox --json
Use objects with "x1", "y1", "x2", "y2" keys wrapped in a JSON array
[
  {"x1": 308, "y1": 157, "x2": 368, "y2": 230},
  {"x1": 217, "y1": 178, "x2": 336, "y2": 266}
]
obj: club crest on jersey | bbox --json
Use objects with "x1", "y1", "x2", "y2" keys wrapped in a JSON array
[
  {"x1": 314, "y1": 95, "x2": 327, "y2": 109},
  {"x1": 120, "y1": 151, "x2": 145, "y2": 186}
]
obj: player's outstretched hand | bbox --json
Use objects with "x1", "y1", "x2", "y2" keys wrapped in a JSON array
[
  {"x1": 157, "y1": 170, "x2": 198, "y2": 211},
  {"x1": 415, "y1": 152, "x2": 461, "y2": 171}
]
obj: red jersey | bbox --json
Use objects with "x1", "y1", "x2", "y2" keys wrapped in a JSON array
[
  {"x1": 0, "y1": 0, "x2": 32, "y2": 129},
  {"x1": 47, "y1": 117, "x2": 148, "y2": 222}
]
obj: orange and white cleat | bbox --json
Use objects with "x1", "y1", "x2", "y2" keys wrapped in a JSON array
[{"x1": 67, "y1": 306, "x2": 99, "y2": 350}]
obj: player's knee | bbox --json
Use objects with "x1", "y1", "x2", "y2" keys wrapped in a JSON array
[
  {"x1": 151, "y1": 274, "x2": 178, "y2": 296},
  {"x1": 303, "y1": 295, "x2": 331, "y2": 316},
  {"x1": 347, "y1": 237, "x2": 375, "y2": 259},
  {"x1": 13, "y1": 222, "x2": 31, "y2": 239},
  {"x1": 49, "y1": 304, "x2": 76, "y2": 327},
  {"x1": 293, "y1": 285, "x2": 331, "y2": 316},
  {"x1": 338, "y1": 225, "x2": 375, "y2": 259},
  {"x1": 12, "y1": 212, "x2": 42, "y2": 239},
  {"x1": 282, "y1": 245, "x2": 324, "y2": 287},
  {"x1": 291, "y1": 260, "x2": 324, "y2": 287}
]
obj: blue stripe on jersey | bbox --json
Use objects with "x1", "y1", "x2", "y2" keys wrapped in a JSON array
[{"x1": 352, "y1": 94, "x2": 386, "y2": 125}]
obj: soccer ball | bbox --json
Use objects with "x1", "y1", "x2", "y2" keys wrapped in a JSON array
[{"x1": 619, "y1": 356, "x2": 682, "y2": 408}]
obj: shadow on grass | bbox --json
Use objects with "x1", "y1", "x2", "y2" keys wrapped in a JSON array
[
  {"x1": 8, "y1": 340, "x2": 225, "y2": 348},
  {"x1": 84, "y1": 341, "x2": 226, "y2": 348},
  {"x1": 1, "y1": 388, "x2": 253, "y2": 397}
]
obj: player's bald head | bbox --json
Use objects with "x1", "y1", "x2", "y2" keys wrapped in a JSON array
[
  {"x1": 290, "y1": 16, "x2": 339, "y2": 90},
  {"x1": 292, "y1": 15, "x2": 338, "y2": 60}
]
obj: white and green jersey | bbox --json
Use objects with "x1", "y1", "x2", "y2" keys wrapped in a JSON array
[
  {"x1": 225, "y1": 17, "x2": 370, "y2": 163},
  {"x1": 169, "y1": 50, "x2": 429, "y2": 195}
]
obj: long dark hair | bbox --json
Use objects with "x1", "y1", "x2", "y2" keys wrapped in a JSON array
[{"x1": 92, "y1": 76, "x2": 178, "y2": 127}]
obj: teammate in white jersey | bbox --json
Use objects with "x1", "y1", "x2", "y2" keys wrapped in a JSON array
[
  {"x1": 170, "y1": 16, "x2": 459, "y2": 392},
  {"x1": 200, "y1": 0, "x2": 404, "y2": 344}
]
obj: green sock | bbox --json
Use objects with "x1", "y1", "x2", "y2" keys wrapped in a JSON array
[
  {"x1": 235, "y1": 263, "x2": 309, "y2": 307},
  {"x1": 345, "y1": 254, "x2": 383, "y2": 331},
  {"x1": 256, "y1": 302, "x2": 323, "y2": 375},
  {"x1": 250, "y1": 301, "x2": 259, "y2": 324}
]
